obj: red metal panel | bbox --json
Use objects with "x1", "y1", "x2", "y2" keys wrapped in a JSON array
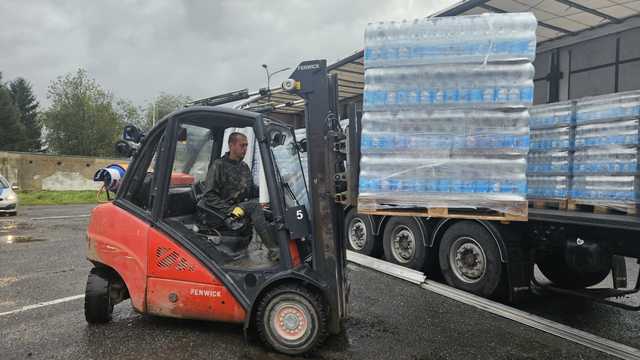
[
  {"x1": 146, "y1": 227, "x2": 245, "y2": 322},
  {"x1": 146, "y1": 278, "x2": 246, "y2": 323},
  {"x1": 170, "y1": 172, "x2": 195, "y2": 187},
  {"x1": 147, "y1": 227, "x2": 220, "y2": 284},
  {"x1": 289, "y1": 239, "x2": 301, "y2": 267},
  {"x1": 86, "y1": 203, "x2": 148, "y2": 312}
]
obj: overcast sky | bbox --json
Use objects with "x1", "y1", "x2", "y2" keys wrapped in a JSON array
[{"x1": 0, "y1": 1, "x2": 458, "y2": 108}]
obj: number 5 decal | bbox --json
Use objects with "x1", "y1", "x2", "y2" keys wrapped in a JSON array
[{"x1": 296, "y1": 209, "x2": 304, "y2": 220}]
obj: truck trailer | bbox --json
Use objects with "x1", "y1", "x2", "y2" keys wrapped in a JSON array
[{"x1": 223, "y1": 1, "x2": 640, "y2": 309}]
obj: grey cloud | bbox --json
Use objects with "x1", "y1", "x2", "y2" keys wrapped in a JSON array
[{"x1": 1, "y1": 0, "x2": 456, "y2": 107}]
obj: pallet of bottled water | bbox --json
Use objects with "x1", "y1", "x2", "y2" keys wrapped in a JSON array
[
  {"x1": 364, "y1": 12, "x2": 537, "y2": 68},
  {"x1": 570, "y1": 90, "x2": 640, "y2": 212},
  {"x1": 527, "y1": 153, "x2": 571, "y2": 200},
  {"x1": 359, "y1": 13, "x2": 536, "y2": 219},
  {"x1": 527, "y1": 101, "x2": 573, "y2": 202}
]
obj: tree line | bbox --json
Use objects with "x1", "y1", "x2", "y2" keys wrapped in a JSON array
[{"x1": 0, "y1": 69, "x2": 191, "y2": 157}]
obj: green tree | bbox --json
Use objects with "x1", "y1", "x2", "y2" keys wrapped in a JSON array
[
  {"x1": 143, "y1": 93, "x2": 191, "y2": 130},
  {"x1": 0, "y1": 72, "x2": 26, "y2": 151},
  {"x1": 9, "y1": 77, "x2": 41, "y2": 151},
  {"x1": 42, "y1": 69, "x2": 123, "y2": 157},
  {"x1": 116, "y1": 98, "x2": 145, "y2": 129}
]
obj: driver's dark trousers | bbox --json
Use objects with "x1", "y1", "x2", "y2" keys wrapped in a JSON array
[{"x1": 237, "y1": 199, "x2": 278, "y2": 253}]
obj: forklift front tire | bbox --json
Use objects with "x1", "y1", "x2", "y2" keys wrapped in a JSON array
[
  {"x1": 256, "y1": 285, "x2": 327, "y2": 355},
  {"x1": 84, "y1": 267, "x2": 114, "y2": 324}
]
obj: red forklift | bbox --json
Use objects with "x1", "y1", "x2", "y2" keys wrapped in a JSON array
[{"x1": 84, "y1": 60, "x2": 348, "y2": 355}]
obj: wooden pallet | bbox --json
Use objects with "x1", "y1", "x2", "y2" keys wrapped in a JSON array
[
  {"x1": 529, "y1": 199, "x2": 568, "y2": 210},
  {"x1": 567, "y1": 200, "x2": 638, "y2": 216},
  {"x1": 358, "y1": 206, "x2": 528, "y2": 222}
]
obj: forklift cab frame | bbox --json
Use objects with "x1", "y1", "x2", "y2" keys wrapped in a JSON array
[{"x1": 85, "y1": 104, "x2": 347, "y2": 355}]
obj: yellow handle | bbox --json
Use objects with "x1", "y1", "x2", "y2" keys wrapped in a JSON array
[{"x1": 231, "y1": 207, "x2": 245, "y2": 218}]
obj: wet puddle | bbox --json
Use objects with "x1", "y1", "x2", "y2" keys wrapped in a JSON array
[
  {"x1": 1, "y1": 235, "x2": 46, "y2": 244},
  {"x1": 0, "y1": 222, "x2": 34, "y2": 233}
]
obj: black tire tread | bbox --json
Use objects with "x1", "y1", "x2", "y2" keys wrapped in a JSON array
[
  {"x1": 345, "y1": 209, "x2": 379, "y2": 256},
  {"x1": 382, "y1": 217, "x2": 427, "y2": 271},
  {"x1": 84, "y1": 267, "x2": 113, "y2": 323},
  {"x1": 438, "y1": 221, "x2": 502, "y2": 297}
]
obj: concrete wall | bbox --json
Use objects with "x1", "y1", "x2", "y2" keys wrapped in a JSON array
[{"x1": 0, "y1": 151, "x2": 128, "y2": 191}]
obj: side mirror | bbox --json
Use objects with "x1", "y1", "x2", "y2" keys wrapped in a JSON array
[
  {"x1": 270, "y1": 132, "x2": 286, "y2": 147},
  {"x1": 296, "y1": 138, "x2": 308, "y2": 153},
  {"x1": 115, "y1": 140, "x2": 138, "y2": 158},
  {"x1": 123, "y1": 125, "x2": 144, "y2": 143},
  {"x1": 11, "y1": 184, "x2": 19, "y2": 191}
]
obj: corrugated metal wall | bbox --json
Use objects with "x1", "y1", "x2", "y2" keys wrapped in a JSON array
[{"x1": 534, "y1": 26, "x2": 640, "y2": 103}]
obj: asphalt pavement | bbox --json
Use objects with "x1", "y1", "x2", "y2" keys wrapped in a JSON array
[
  {"x1": 517, "y1": 261, "x2": 640, "y2": 351},
  {"x1": 0, "y1": 205, "x2": 633, "y2": 359}
]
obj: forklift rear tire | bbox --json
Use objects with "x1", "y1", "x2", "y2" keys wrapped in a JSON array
[
  {"x1": 84, "y1": 267, "x2": 114, "y2": 323},
  {"x1": 345, "y1": 209, "x2": 379, "y2": 256},
  {"x1": 382, "y1": 217, "x2": 428, "y2": 270},
  {"x1": 256, "y1": 284, "x2": 327, "y2": 355},
  {"x1": 439, "y1": 221, "x2": 502, "y2": 297}
]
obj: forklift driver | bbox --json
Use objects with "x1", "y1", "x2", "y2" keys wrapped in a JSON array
[{"x1": 202, "y1": 132, "x2": 279, "y2": 261}]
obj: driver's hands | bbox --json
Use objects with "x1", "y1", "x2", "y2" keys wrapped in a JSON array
[
  {"x1": 226, "y1": 207, "x2": 246, "y2": 231},
  {"x1": 231, "y1": 206, "x2": 245, "y2": 218}
]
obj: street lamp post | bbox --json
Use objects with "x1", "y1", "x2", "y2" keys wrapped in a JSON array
[{"x1": 261, "y1": 64, "x2": 290, "y2": 102}]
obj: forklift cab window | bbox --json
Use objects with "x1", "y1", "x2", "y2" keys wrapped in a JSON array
[
  {"x1": 172, "y1": 124, "x2": 214, "y2": 185},
  {"x1": 163, "y1": 124, "x2": 214, "y2": 219},
  {"x1": 123, "y1": 134, "x2": 163, "y2": 212},
  {"x1": 162, "y1": 121, "x2": 279, "y2": 271},
  {"x1": 269, "y1": 125, "x2": 309, "y2": 211},
  {"x1": 267, "y1": 124, "x2": 311, "y2": 261}
]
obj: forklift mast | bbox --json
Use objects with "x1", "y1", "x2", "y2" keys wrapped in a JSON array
[
  {"x1": 285, "y1": 60, "x2": 349, "y2": 330},
  {"x1": 184, "y1": 60, "x2": 350, "y2": 331}
]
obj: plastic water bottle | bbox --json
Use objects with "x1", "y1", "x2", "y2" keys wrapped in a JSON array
[{"x1": 364, "y1": 13, "x2": 537, "y2": 68}]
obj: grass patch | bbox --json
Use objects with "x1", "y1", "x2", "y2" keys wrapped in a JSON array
[{"x1": 18, "y1": 190, "x2": 104, "y2": 206}]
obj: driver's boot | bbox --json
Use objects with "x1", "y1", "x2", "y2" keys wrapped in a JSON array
[
  {"x1": 257, "y1": 227, "x2": 279, "y2": 262},
  {"x1": 245, "y1": 201, "x2": 280, "y2": 263}
]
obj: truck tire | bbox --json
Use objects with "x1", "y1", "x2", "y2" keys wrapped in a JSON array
[
  {"x1": 84, "y1": 267, "x2": 114, "y2": 323},
  {"x1": 439, "y1": 221, "x2": 502, "y2": 297},
  {"x1": 382, "y1": 217, "x2": 428, "y2": 270},
  {"x1": 256, "y1": 284, "x2": 327, "y2": 355},
  {"x1": 345, "y1": 209, "x2": 379, "y2": 256},
  {"x1": 537, "y1": 250, "x2": 610, "y2": 289}
]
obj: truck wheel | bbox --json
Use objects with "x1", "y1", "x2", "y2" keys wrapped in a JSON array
[
  {"x1": 84, "y1": 267, "x2": 114, "y2": 323},
  {"x1": 537, "y1": 250, "x2": 610, "y2": 289},
  {"x1": 256, "y1": 285, "x2": 327, "y2": 355},
  {"x1": 439, "y1": 221, "x2": 502, "y2": 297},
  {"x1": 345, "y1": 209, "x2": 379, "y2": 256},
  {"x1": 383, "y1": 217, "x2": 427, "y2": 270}
]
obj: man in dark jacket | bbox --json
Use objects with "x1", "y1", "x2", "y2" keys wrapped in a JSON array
[{"x1": 203, "y1": 132, "x2": 278, "y2": 260}]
